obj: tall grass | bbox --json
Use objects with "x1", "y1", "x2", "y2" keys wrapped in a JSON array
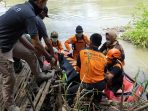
[{"x1": 122, "y1": 3, "x2": 148, "y2": 48}]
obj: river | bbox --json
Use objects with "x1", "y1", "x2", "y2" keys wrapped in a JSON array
[{"x1": 1, "y1": 0, "x2": 148, "y2": 81}]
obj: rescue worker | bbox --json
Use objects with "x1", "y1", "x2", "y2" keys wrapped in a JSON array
[
  {"x1": 100, "y1": 30, "x2": 125, "y2": 64},
  {"x1": 0, "y1": 0, "x2": 55, "y2": 110},
  {"x1": 44, "y1": 31, "x2": 64, "y2": 67},
  {"x1": 17, "y1": 7, "x2": 55, "y2": 70},
  {"x1": 46, "y1": 31, "x2": 63, "y2": 53},
  {"x1": 64, "y1": 25, "x2": 90, "y2": 59},
  {"x1": 35, "y1": 6, "x2": 54, "y2": 56},
  {"x1": 34, "y1": 6, "x2": 55, "y2": 68},
  {"x1": 105, "y1": 48, "x2": 124, "y2": 97},
  {"x1": 77, "y1": 33, "x2": 107, "y2": 101}
]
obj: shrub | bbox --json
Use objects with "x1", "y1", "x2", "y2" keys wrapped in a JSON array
[{"x1": 122, "y1": 3, "x2": 148, "y2": 48}]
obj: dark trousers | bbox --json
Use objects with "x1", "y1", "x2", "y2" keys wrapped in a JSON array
[
  {"x1": 81, "y1": 80, "x2": 106, "y2": 101},
  {"x1": 109, "y1": 75, "x2": 123, "y2": 93},
  {"x1": 66, "y1": 83, "x2": 79, "y2": 106},
  {"x1": 67, "y1": 80, "x2": 106, "y2": 106}
]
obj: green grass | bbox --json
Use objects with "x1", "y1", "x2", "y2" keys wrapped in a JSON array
[{"x1": 122, "y1": 3, "x2": 148, "y2": 48}]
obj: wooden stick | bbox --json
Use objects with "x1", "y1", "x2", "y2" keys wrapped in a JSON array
[
  {"x1": 33, "y1": 82, "x2": 46, "y2": 107},
  {"x1": 120, "y1": 85, "x2": 124, "y2": 111},
  {"x1": 134, "y1": 103, "x2": 148, "y2": 111},
  {"x1": 26, "y1": 85, "x2": 36, "y2": 111},
  {"x1": 35, "y1": 80, "x2": 51, "y2": 111}
]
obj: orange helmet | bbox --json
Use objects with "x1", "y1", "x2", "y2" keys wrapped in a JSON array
[{"x1": 106, "y1": 48, "x2": 121, "y2": 59}]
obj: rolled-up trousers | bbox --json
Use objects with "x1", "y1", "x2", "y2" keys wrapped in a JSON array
[{"x1": 0, "y1": 41, "x2": 41, "y2": 109}]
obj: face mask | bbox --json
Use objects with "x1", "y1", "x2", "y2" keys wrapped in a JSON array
[
  {"x1": 76, "y1": 33, "x2": 83, "y2": 41},
  {"x1": 52, "y1": 38, "x2": 58, "y2": 43},
  {"x1": 77, "y1": 33, "x2": 83, "y2": 37}
]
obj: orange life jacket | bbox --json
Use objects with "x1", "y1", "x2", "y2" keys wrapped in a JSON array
[
  {"x1": 64, "y1": 35, "x2": 90, "y2": 60},
  {"x1": 49, "y1": 39, "x2": 63, "y2": 51},
  {"x1": 72, "y1": 35, "x2": 88, "y2": 59},
  {"x1": 79, "y1": 49, "x2": 107, "y2": 83}
]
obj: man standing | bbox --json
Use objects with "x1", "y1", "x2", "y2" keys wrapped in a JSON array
[
  {"x1": 0, "y1": 0, "x2": 53, "y2": 110},
  {"x1": 35, "y1": 6, "x2": 54, "y2": 56},
  {"x1": 64, "y1": 25, "x2": 90, "y2": 59},
  {"x1": 25, "y1": 6, "x2": 55, "y2": 69}
]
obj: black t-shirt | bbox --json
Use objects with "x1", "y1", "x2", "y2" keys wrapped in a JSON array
[
  {"x1": 36, "y1": 16, "x2": 48, "y2": 41},
  {"x1": 0, "y1": 2, "x2": 38, "y2": 52},
  {"x1": 107, "y1": 63, "x2": 123, "y2": 85}
]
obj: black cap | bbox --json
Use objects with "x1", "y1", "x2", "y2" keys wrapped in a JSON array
[
  {"x1": 76, "y1": 25, "x2": 83, "y2": 33},
  {"x1": 43, "y1": 6, "x2": 49, "y2": 17},
  {"x1": 90, "y1": 33, "x2": 102, "y2": 47}
]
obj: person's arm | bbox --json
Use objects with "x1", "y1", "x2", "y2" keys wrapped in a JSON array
[
  {"x1": 84, "y1": 35, "x2": 90, "y2": 46},
  {"x1": 36, "y1": 16, "x2": 54, "y2": 56},
  {"x1": 106, "y1": 66, "x2": 122, "y2": 80},
  {"x1": 58, "y1": 41, "x2": 64, "y2": 51},
  {"x1": 64, "y1": 37, "x2": 73, "y2": 51},
  {"x1": 120, "y1": 46, "x2": 125, "y2": 61},
  {"x1": 44, "y1": 37, "x2": 54, "y2": 56},
  {"x1": 32, "y1": 35, "x2": 53, "y2": 60},
  {"x1": 19, "y1": 35, "x2": 35, "y2": 51},
  {"x1": 76, "y1": 53, "x2": 81, "y2": 72},
  {"x1": 26, "y1": 17, "x2": 53, "y2": 62},
  {"x1": 77, "y1": 54, "x2": 81, "y2": 68}
]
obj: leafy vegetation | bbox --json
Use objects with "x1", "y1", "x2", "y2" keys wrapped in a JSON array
[{"x1": 122, "y1": 3, "x2": 148, "y2": 48}]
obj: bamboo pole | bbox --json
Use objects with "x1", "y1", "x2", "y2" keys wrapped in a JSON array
[
  {"x1": 134, "y1": 103, "x2": 148, "y2": 111},
  {"x1": 26, "y1": 86, "x2": 36, "y2": 111}
]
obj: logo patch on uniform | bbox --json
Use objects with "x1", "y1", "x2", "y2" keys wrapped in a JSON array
[{"x1": 13, "y1": 6, "x2": 21, "y2": 12}]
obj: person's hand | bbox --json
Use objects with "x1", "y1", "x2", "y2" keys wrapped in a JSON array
[
  {"x1": 34, "y1": 49, "x2": 42, "y2": 57},
  {"x1": 64, "y1": 50, "x2": 70, "y2": 53},
  {"x1": 63, "y1": 50, "x2": 71, "y2": 56},
  {"x1": 105, "y1": 72, "x2": 114, "y2": 81},
  {"x1": 50, "y1": 57, "x2": 56, "y2": 67}
]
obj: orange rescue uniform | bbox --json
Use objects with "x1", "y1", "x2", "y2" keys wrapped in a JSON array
[
  {"x1": 49, "y1": 39, "x2": 63, "y2": 51},
  {"x1": 78, "y1": 49, "x2": 107, "y2": 83},
  {"x1": 64, "y1": 35, "x2": 90, "y2": 59}
]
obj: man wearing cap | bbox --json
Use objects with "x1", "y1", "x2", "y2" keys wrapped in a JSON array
[
  {"x1": 17, "y1": 6, "x2": 56, "y2": 70},
  {"x1": 46, "y1": 31, "x2": 63, "y2": 52},
  {"x1": 0, "y1": 0, "x2": 55, "y2": 110},
  {"x1": 34, "y1": 6, "x2": 56, "y2": 68},
  {"x1": 64, "y1": 25, "x2": 90, "y2": 59}
]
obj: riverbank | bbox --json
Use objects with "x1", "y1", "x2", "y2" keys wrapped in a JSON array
[{"x1": 121, "y1": 3, "x2": 148, "y2": 48}]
